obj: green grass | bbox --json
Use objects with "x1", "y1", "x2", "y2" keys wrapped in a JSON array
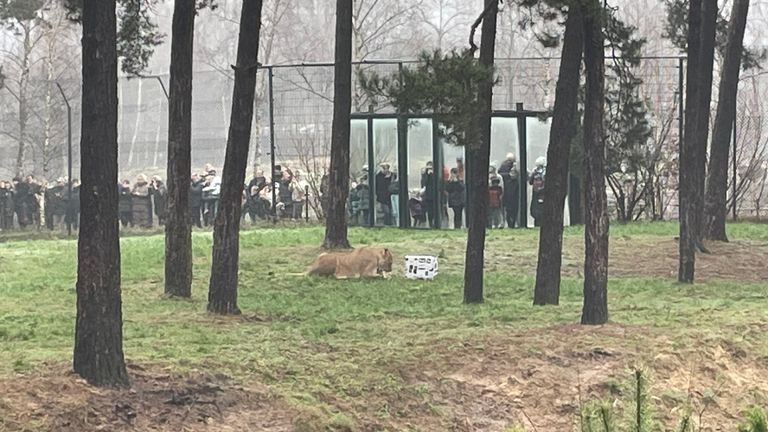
[{"x1": 1, "y1": 222, "x2": 767, "y2": 428}]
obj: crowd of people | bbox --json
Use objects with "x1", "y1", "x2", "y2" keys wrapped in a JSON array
[
  {"x1": 0, "y1": 175, "x2": 81, "y2": 233},
  {"x1": 353, "y1": 152, "x2": 545, "y2": 229},
  {"x1": 0, "y1": 155, "x2": 546, "y2": 233}
]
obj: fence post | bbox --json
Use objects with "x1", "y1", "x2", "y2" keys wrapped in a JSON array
[
  {"x1": 55, "y1": 82, "x2": 73, "y2": 237},
  {"x1": 268, "y1": 66, "x2": 277, "y2": 223},
  {"x1": 516, "y1": 102, "x2": 528, "y2": 228}
]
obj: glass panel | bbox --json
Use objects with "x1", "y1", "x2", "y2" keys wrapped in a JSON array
[
  {"x1": 490, "y1": 118, "x2": 521, "y2": 228},
  {"x1": 407, "y1": 119, "x2": 434, "y2": 228},
  {"x1": 372, "y1": 118, "x2": 398, "y2": 226},
  {"x1": 441, "y1": 131, "x2": 465, "y2": 229},
  {"x1": 349, "y1": 119, "x2": 370, "y2": 226},
  {"x1": 526, "y1": 117, "x2": 568, "y2": 227}
]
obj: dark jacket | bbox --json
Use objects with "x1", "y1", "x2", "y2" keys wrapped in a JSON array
[
  {"x1": 445, "y1": 179, "x2": 465, "y2": 208},
  {"x1": 248, "y1": 176, "x2": 267, "y2": 195},
  {"x1": 420, "y1": 170, "x2": 436, "y2": 202},
  {"x1": 375, "y1": 171, "x2": 392, "y2": 205},
  {"x1": 47, "y1": 185, "x2": 67, "y2": 216},
  {"x1": 152, "y1": 183, "x2": 168, "y2": 218},
  {"x1": 118, "y1": 185, "x2": 133, "y2": 213},
  {"x1": 131, "y1": 183, "x2": 153, "y2": 227},
  {"x1": 189, "y1": 180, "x2": 204, "y2": 208}
]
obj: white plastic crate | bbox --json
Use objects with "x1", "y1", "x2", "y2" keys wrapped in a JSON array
[{"x1": 404, "y1": 255, "x2": 439, "y2": 280}]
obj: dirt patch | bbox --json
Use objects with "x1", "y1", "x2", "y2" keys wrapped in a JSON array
[
  {"x1": 483, "y1": 237, "x2": 768, "y2": 282},
  {"x1": 0, "y1": 364, "x2": 295, "y2": 432},
  {"x1": 402, "y1": 324, "x2": 768, "y2": 431}
]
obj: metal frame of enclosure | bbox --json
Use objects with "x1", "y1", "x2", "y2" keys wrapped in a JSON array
[{"x1": 348, "y1": 106, "x2": 550, "y2": 229}]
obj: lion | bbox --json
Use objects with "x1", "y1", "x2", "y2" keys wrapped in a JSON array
[{"x1": 307, "y1": 247, "x2": 393, "y2": 279}]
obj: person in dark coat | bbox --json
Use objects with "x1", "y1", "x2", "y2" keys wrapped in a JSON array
[
  {"x1": 445, "y1": 168, "x2": 465, "y2": 229},
  {"x1": 12, "y1": 177, "x2": 29, "y2": 228},
  {"x1": 118, "y1": 179, "x2": 133, "y2": 227},
  {"x1": 47, "y1": 178, "x2": 68, "y2": 230},
  {"x1": 420, "y1": 161, "x2": 437, "y2": 228},
  {"x1": 0, "y1": 180, "x2": 14, "y2": 230},
  {"x1": 529, "y1": 157, "x2": 546, "y2": 227},
  {"x1": 131, "y1": 174, "x2": 153, "y2": 228},
  {"x1": 189, "y1": 173, "x2": 204, "y2": 228},
  {"x1": 375, "y1": 163, "x2": 393, "y2": 225},
  {"x1": 498, "y1": 153, "x2": 521, "y2": 228},
  {"x1": 151, "y1": 176, "x2": 168, "y2": 226}
]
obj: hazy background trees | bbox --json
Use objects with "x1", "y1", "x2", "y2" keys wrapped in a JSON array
[{"x1": 1, "y1": 0, "x2": 767, "y2": 220}]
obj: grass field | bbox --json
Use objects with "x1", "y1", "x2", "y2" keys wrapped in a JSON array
[{"x1": 1, "y1": 222, "x2": 767, "y2": 431}]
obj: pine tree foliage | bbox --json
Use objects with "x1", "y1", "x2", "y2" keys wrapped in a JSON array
[
  {"x1": 359, "y1": 49, "x2": 496, "y2": 149},
  {"x1": 662, "y1": 0, "x2": 765, "y2": 70}
]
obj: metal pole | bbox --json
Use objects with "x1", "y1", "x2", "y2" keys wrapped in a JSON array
[
  {"x1": 678, "y1": 57, "x2": 684, "y2": 156},
  {"x1": 154, "y1": 76, "x2": 169, "y2": 100},
  {"x1": 732, "y1": 116, "x2": 737, "y2": 221},
  {"x1": 305, "y1": 185, "x2": 309, "y2": 222},
  {"x1": 56, "y1": 82, "x2": 73, "y2": 237},
  {"x1": 268, "y1": 66, "x2": 277, "y2": 223},
  {"x1": 516, "y1": 102, "x2": 528, "y2": 228},
  {"x1": 397, "y1": 62, "x2": 409, "y2": 228}
]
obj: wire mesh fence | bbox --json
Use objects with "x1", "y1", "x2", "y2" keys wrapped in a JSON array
[{"x1": 3, "y1": 55, "x2": 768, "y2": 224}]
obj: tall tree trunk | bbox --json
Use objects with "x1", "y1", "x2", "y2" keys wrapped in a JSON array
[
  {"x1": 678, "y1": 0, "x2": 701, "y2": 283},
  {"x1": 207, "y1": 0, "x2": 263, "y2": 315},
  {"x1": 165, "y1": 0, "x2": 196, "y2": 298},
  {"x1": 703, "y1": 0, "x2": 749, "y2": 242},
  {"x1": 322, "y1": 0, "x2": 354, "y2": 250},
  {"x1": 679, "y1": 0, "x2": 717, "y2": 282},
  {"x1": 581, "y1": 0, "x2": 609, "y2": 326},
  {"x1": 463, "y1": 0, "x2": 497, "y2": 304},
  {"x1": 533, "y1": 1, "x2": 584, "y2": 306},
  {"x1": 73, "y1": 0, "x2": 129, "y2": 388},
  {"x1": 693, "y1": 0, "x2": 718, "y2": 237},
  {"x1": 15, "y1": 23, "x2": 31, "y2": 178}
]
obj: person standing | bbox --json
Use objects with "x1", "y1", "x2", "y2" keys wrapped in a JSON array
[
  {"x1": 0, "y1": 181, "x2": 14, "y2": 230},
  {"x1": 66, "y1": 179, "x2": 81, "y2": 231},
  {"x1": 131, "y1": 174, "x2": 153, "y2": 228},
  {"x1": 421, "y1": 161, "x2": 437, "y2": 228},
  {"x1": 499, "y1": 153, "x2": 520, "y2": 228},
  {"x1": 201, "y1": 170, "x2": 221, "y2": 226},
  {"x1": 488, "y1": 177, "x2": 504, "y2": 229},
  {"x1": 445, "y1": 168, "x2": 465, "y2": 229},
  {"x1": 118, "y1": 179, "x2": 133, "y2": 228},
  {"x1": 529, "y1": 157, "x2": 547, "y2": 227},
  {"x1": 189, "y1": 173, "x2": 204, "y2": 228},
  {"x1": 151, "y1": 176, "x2": 168, "y2": 226},
  {"x1": 375, "y1": 163, "x2": 393, "y2": 225}
]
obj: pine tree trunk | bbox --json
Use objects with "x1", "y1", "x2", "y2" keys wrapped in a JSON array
[
  {"x1": 463, "y1": 0, "x2": 497, "y2": 304},
  {"x1": 207, "y1": 0, "x2": 263, "y2": 315},
  {"x1": 165, "y1": 0, "x2": 196, "y2": 298},
  {"x1": 581, "y1": 0, "x2": 609, "y2": 326},
  {"x1": 678, "y1": 0, "x2": 701, "y2": 283},
  {"x1": 322, "y1": 0, "x2": 353, "y2": 250},
  {"x1": 73, "y1": 0, "x2": 129, "y2": 388},
  {"x1": 533, "y1": 2, "x2": 584, "y2": 306},
  {"x1": 679, "y1": 0, "x2": 717, "y2": 282},
  {"x1": 703, "y1": 0, "x2": 749, "y2": 242}
]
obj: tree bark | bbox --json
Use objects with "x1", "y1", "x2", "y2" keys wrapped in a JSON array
[
  {"x1": 165, "y1": 0, "x2": 196, "y2": 298},
  {"x1": 322, "y1": 0, "x2": 354, "y2": 250},
  {"x1": 15, "y1": 23, "x2": 31, "y2": 178},
  {"x1": 207, "y1": 0, "x2": 263, "y2": 315},
  {"x1": 463, "y1": 0, "x2": 497, "y2": 304},
  {"x1": 703, "y1": 0, "x2": 749, "y2": 242},
  {"x1": 679, "y1": 0, "x2": 717, "y2": 282},
  {"x1": 678, "y1": 0, "x2": 701, "y2": 283},
  {"x1": 581, "y1": 0, "x2": 609, "y2": 326},
  {"x1": 533, "y1": 1, "x2": 584, "y2": 306},
  {"x1": 73, "y1": 0, "x2": 129, "y2": 387}
]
